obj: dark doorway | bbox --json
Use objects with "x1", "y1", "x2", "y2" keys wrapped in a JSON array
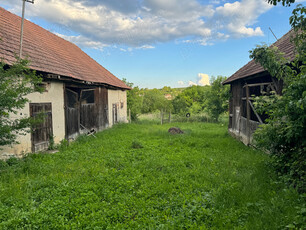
[
  {"x1": 65, "y1": 86, "x2": 109, "y2": 139},
  {"x1": 66, "y1": 88, "x2": 80, "y2": 139},
  {"x1": 80, "y1": 89, "x2": 96, "y2": 130}
]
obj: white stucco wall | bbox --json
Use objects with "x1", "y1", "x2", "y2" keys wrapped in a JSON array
[
  {"x1": 0, "y1": 81, "x2": 65, "y2": 159},
  {"x1": 108, "y1": 89, "x2": 127, "y2": 127}
]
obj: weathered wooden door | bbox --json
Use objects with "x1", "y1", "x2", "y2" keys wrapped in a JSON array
[
  {"x1": 96, "y1": 88, "x2": 108, "y2": 129},
  {"x1": 80, "y1": 89, "x2": 96, "y2": 130},
  {"x1": 30, "y1": 103, "x2": 53, "y2": 152},
  {"x1": 66, "y1": 89, "x2": 79, "y2": 139}
]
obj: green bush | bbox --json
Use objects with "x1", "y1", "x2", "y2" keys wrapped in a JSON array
[
  {"x1": 0, "y1": 160, "x2": 8, "y2": 170},
  {"x1": 251, "y1": 4, "x2": 306, "y2": 192},
  {"x1": 131, "y1": 140, "x2": 144, "y2": 149},
  {"x1": 6, "y1": 157, "x2": 19, "y2": 166}
]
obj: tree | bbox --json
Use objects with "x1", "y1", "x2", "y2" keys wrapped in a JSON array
[
  {"x1": 0, "y1": 58, "x2": 42, "y2": 147},
  {"x1": 122, "y1": 79, "x2": 143, "y2": 121},
  {"x1": 266, "y1": 0, "x2": 295, "y2": 6},
  {"x1": 250, "y1": 4, "x2": 305, "y2": 191},
  {"x1": 172, "y1": 85, "x2": 209, "y2": 115},
  {"x1": 172, "y1": 92, "x2": 193, "y2": 115},
  {"x1": 205, "y1": 76, "x2": 230, "y2": 121},
  {"x1": 141, "y1": 89, "x2": 171, "y2": 114}
]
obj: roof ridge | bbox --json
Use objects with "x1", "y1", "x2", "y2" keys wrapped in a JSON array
[
  {"x1": 0, "y1": 7, "x2": 130, "y2": 90},
  {"x1": 223, "y1": 29, "x2": 295, "y2": 84}
]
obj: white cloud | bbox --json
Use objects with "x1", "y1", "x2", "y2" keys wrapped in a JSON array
[
  {"x1": 188, "y1": 81, "x2": 198, "y2": 86},
  {"x1": 136, "y1": 45, "x2": 155, "y2": 50},
  {"x1": 186, "y1": 73, "x2": 211, "y2": 87},
  {"x1": 198, "y1": 73, "x2": 210, "y2": 86},
  {"x1": 215, "y1": 0, "x2": 271, "y2": 37},
  {"x1": 178, "y1": 81, "x2": 185, "y2": 86},
  {"x1": 1, "y1": 0, "x2": 273, "y2": 48},
  {"x1": 55, "y1": 33, "x2": 107, "y2": 50}
]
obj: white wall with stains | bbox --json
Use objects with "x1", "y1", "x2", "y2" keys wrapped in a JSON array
[
  {"x1": 108, "y1": 89, "x2": 128, "y2": 127},
  {"x1": 0, "y1": 81, "x2": 66, "y2": 159}
]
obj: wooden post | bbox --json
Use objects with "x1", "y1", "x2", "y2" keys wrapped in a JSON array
[
  {"x1": 249, "y1": 100, "x2": 263, "y2": 124},
  {"x1": 169, "y1": 110, "x2": 171, "y2": 123},
  {"x1": 246, "y1": 85, "x2": 251, "y2": 145},
  {"x1": 161, "y1": 109, "x2": 163, "y2": 125}
]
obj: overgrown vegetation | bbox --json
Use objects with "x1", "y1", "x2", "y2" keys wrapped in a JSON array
[
  {"x1": 0, "y1": 58, "x2": 42, "y2": 147},
  {"x1": 250, "y1": 3, "x2": 305, "y2": 192},
  {"x1": 124, "y1": 76, "x2": 229, "y2": 122},
  {"x1": 0, "y1": 122, "x2": 304, "y2": 229}
]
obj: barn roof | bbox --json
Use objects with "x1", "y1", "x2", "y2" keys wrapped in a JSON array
[
  {"x1": 0, "y1": 7, "x2": 130, "y2": 90},
  {"x1": 223, "y1": 29, "x2": 296, "y2": 85}
]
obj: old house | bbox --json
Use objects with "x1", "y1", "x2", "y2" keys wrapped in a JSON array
[
  {"x1": 223, "y1": 30, "x2": 296, "y2": 145},
  {"x1": 0, "y1": 7, "x2": 130, "y2": 158}
]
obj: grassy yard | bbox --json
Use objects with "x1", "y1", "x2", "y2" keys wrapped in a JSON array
[{"x1": 0, "y1": 122, "x2": 304, "y2": 229}]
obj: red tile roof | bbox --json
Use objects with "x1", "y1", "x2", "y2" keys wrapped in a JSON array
[
  {"x1": 0, "y1": 7, "x2": 130, "y2": 90},
  {"x1": 223, "y1": 29, "x2": 296, "y2": 84}
]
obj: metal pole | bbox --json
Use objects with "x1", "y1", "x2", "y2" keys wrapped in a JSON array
[
  {"x1": 19, "y1": 0, "x2": 26, "y2": 58},
  {"x1": 269, "y1": 27, "x2": 278, "y2": 41},
  {"x1": 19, "y1": 0, "x2": 34, "y2": 58}
]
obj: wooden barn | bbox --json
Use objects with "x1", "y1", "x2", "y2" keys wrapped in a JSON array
[
  {"x1": 223, "y1": 30, "x2": 296, "y2": 145},
  {"x1": 0, "y1": 7, "x2": 130, "y2": 158}
]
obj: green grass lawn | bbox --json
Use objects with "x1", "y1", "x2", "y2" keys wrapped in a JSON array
[{"x1": 0, "y1": 122, "x2": 304, "y2": 229}]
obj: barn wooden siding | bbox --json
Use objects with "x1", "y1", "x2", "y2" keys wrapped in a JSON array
[
  {"x1": 65, "y1": 86, "x2": 109, "y2": 140},
  {"x1": 228, "y1": 74, "x2": 283, "y2": 145}
]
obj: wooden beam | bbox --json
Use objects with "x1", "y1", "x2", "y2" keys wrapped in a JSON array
[
  {"x1": 243, "y1": 82, "x2": 273, "y2": 88},
  {"x1": 248, "y1": 100, "x2": 263, "y2": 124},
  {"x1": 246, "y1": 85, "x2": 251, "y2": 145}
]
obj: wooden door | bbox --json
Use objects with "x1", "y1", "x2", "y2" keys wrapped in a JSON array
[
  {"x1": 30, "y1": 103, "x2": 53, "y2": 152},
  {"x1": 96, "y1": 87, "x2": 109, "y2": 129},
  {"x1": 80, "y1": 89, "x2": 96, "y2": 130},
  {"x1": 65, "y1": 88, "x2": 80, "y2": 139}
]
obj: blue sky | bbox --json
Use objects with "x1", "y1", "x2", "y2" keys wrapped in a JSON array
[{"x1": 1, "y1": 0, "x2": 305, "y2": 88}]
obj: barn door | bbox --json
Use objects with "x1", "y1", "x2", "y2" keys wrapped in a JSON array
[
  {"x1": 80, "y1": 89, "x2": 96, "y2": 130},
  {"x1": 30, "y1": 103, "x2": 53, "y2": 152},
  {"x1": 96, "y1": 88, "x2": 109, "y2": 129},
  {"x1": 66, "y1": 89, "x2": 80, "y2": 139},
  {"x1": 112, "y1": 103, "x2": 118, "y2": 125}
]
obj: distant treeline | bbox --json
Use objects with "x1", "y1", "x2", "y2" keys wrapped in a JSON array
[{"x1": 123, "y1": 76, "x2": 230, "y2": 122}]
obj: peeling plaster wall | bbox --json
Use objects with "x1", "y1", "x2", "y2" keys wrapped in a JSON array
[
  {"x1": 0, "y1": 81, "x2": 65, "y2": 159},
  {"x1": 108, "y1": 89, "x2": 127, "y2": 127}
]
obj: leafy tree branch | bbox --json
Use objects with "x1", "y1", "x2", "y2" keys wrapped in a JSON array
[{"x1": 0, "y1": 58, "x2": 42, "y2": 147}]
